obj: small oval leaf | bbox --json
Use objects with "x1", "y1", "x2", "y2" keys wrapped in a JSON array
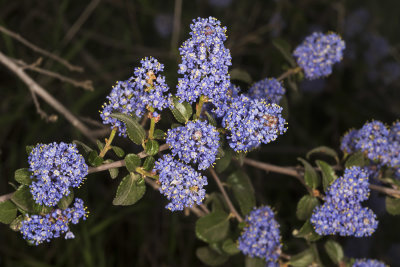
[
  {"x1": 196, "y1": 246, "x2": 229, "y2": 266},
  {"x1": 0, "y1": 200, "x2": 17, "y2": 224},
  {"x1": 324, "y1": 240, "x2": 344, "y2": 264},
  {"x1": 125, "y1": 154, "x2": 141, "y2": 172},
  {"x1": 14, "y1": 168, "x2": 32, "y2": 185},
  {"x1": 113, "y1": 173, "x2": 146, "y2": 206},
  {"x1": 143, "y1": 156, "x2": 155, "y2": 171},
  {"x1": 170, "y1": 96, "x2": 192, "y2": 124},
  {"x1": 315, "y1": 160, "x2": 338, "y2": 191},
  {"x1": 298, "y1": 158, "x2": 320, "y2": 189},
  {"x1": 145, "y1": 140, "x2": 159, "y2": 156},
  {"x1": 296, "y1": 195, "x2": 319, "y2": 221},
  {"x1": 110, "y1": 113, "x2": 146, "y2": 145}
]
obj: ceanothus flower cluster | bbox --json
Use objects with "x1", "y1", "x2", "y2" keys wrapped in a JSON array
[
  {"x1": 352, "y1": 259, "x2": 387, "y2": 267},
  {"x1": 155, "y1": 155, "x2": 208, "y2": 211},
  {"x1": 100, "y1": 57, "x2": 170, "y2": 136},
  {"x1": 176, "y1": 17, "x2": 232, "y2": 117},
  {"x1": 293, "y1": 32, "x2": 345, "y2": 79},
  {"x1": 340, "y1": 120, "x2": 400, "y2": 176},
  {"x1": 247, "y1": 78, "x2": 285, "y2": 104},
  {"x1": 20, "y1": 198, "x2": 88, "y2": 245},
  {"x1": 222, "y1": 95, "x2": 287, "y2": 152},
  {"x1": 311, "y1": 167, "x2": 378, "y2": 237},
  {"x1": 166, "y1": 120, "x2": 220, "y2": 170},
  {"x1": 238, "y1": 206, "x2": 281, "y2": 264},
  {"x1": 28, "y1": 142, "x2": 88, "y2": 207}
]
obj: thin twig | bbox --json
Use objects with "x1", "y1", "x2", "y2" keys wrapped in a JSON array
[
  {"x1": 170, "y1": 0, "x2": 182, "y2": 53},
  {"x1": 277, "y1": 66, "x2": 302, "y2": 81},
  {"x1": 14, "y1": 59, "x2": 93, "y2": 91},
  {"x1": 0, "y1": 25, "x2": 83, "y2": 72},
  {"x1": 209, "y1": 168, "x2": 243, "y2": 222},
  {"x1": 243, "y1": 157, "x2": 400, "y2": 199},
  {"x1": 0, "y1": 52, "x2": 95, "y2": 142},
  {"x1": 61, "y1": 0, "x2": 101, "y2": 46}
]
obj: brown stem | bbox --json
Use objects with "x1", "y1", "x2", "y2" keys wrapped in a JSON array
[
  {"x1": 243, "y1": 158, "x2": 400, "y2": 199},
  {"x1": 209, "y1": 168, "x2": 243, "y2": 222}
]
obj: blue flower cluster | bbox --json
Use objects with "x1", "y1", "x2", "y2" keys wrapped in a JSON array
[
  {"x1": 311, "y1": 167, "x2": 378, "y2": 237},
  {"x1": 293, "y1": 32, "x2": 345, "y2": 79},
  {"x1": 340, "y1": 120, "x2": 400, "y2": 172},
  {"x1": 166, "y1": 120, "x2": 220, "y2": 170},
  {"x1": 100, "y1": 57, "x2": 170, "y2": 136},
  {"x1": 247, "y1": 78, "x2": 285, "y2": 104},
  {"x1": 155, "y1": 155, "x2": 208, "y2": 211},
  {"x1": 20, "y1": 198, "x2": 88, "y2": 245},
  {"x1": 222, "y1": 95, "x2": 287, "y2": 152},
  {"x1": 238, "y1": 206, "x2": 281, "y2": 264},
  {"x1": 352, "y1": 259, "x2": 387, "y2": 267},
  {"x1": 28, "y1": 142, "x2": 88, "y2": 207},
  {"x1": 176, "y1": 17, "x2": 232, "y2": 117}
]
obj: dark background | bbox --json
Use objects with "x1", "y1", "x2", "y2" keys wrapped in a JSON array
[{"x1": 1, "y1": 0, "x2": 400, "y2": 266}]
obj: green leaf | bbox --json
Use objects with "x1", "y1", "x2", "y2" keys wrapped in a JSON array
[
  {"x1": 195, "y1": 211, "x2": 230, "y2": 243},
  {"x1": 386, "y1": 197, "x2": 400, "y2": 215},
  {"x1": 290, "y1": 248, "x2": 315, "y2": 267},
  {"x1": 9, "y1": 215, "x2": 24, "y2": 231},
  {"x1": 245, "y1": 257, "x2": 265, "y2": 267},
  {"x1": 296, "y1": 195, "x2": 319, "y2": 221},
  {"x1": 307, "y1": 146, "x2": 339, "y2": 164},
  {"x1": 153, "y1": 129, "x2": 165, "y2": 140},
  {"x1": 345, "y1": 151, "x2": 367, "y2": 168},
  {"x1": 143, "y1": 156, "x2": 155, "y2": 171},
  {"x1": 222, "y1": 239, "x2": 239, "y2": 255},
  {"x1": 227, "y1": 171, "x2": 256, "y2": 215},
  {"x1": 204, "y1": 111, "x2": 217, "y2": 127},
  {"x1": 316, "y1": 160, "x2": 338, "y2": 191},
  {"x1": 298, "y1": 158, "x2": 320, "y2": 189},
  {"x1": 112, "y1": 146, "x2": 125, "y2": 157},
  {"x1": 96, "y1": 140, "x2": 105, "y2": 151},
  {"x1": 113, "y1": 173, "x2": 146, "y2": 206},
  {"x1": 0, "y1": 200, "x2": 17, "y2": 224},
  {"x1": 103, "y1": 159, "x2": 119, "y2": 179},
  {"x1": 124, "y1": 154, "x2": 141, "y2": 172},
  {"x1": 272, "y1": 38, "x2": 296, "y2": 67},
  {"x1": 293, "y1": 220, "x2": 322, "y2": 242},
  {"x1": 11, "y1": 185, "x2": 37, "y2": 213},
  {"x1": 14, "y1": 168, "x2": 31, "y2": 185},
  {"x1": 88, "y1": 150, "x2": 104, "y2": 167},
  {"x1": 196, "y1": 246, "x2": 229, "y2": 266},
  {"x1": 324, "y1": 240, "x2": 344, "y2": 264},
  {"x1": 145, "y1": 140, "x2": 159, "y2": 156},
  {"x1": 25, "y1": 145, "x2": 34, "y2": 155},
  {"x1": 215, "y1": 149, "x2": 232, "y2": 173},
  {"x1": 58, "y1": 192, "x2": 74, "y2": 210},
  {"x1": 170, "y1": 96, "x2": 193, "y2": 123},
  {"x1": 229, "y1": 68, "x2": 252, "y2": 84},
  {"x1": 110, "y1": 113, "x2": 146, "y2": 145},
  {"x1": 72, "y1": 140, "x2": 93, "y2": 154}
]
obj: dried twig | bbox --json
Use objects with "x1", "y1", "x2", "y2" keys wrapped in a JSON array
[
  {"x1": 14, "y1": 59, "x2": 93, "y2": 91},
  {"x1": 0, "y1": 51, "x2": 95, "y2": 141},
  {"x1": 0, "y1": 25, "x2": 83, "y2": 72}
]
